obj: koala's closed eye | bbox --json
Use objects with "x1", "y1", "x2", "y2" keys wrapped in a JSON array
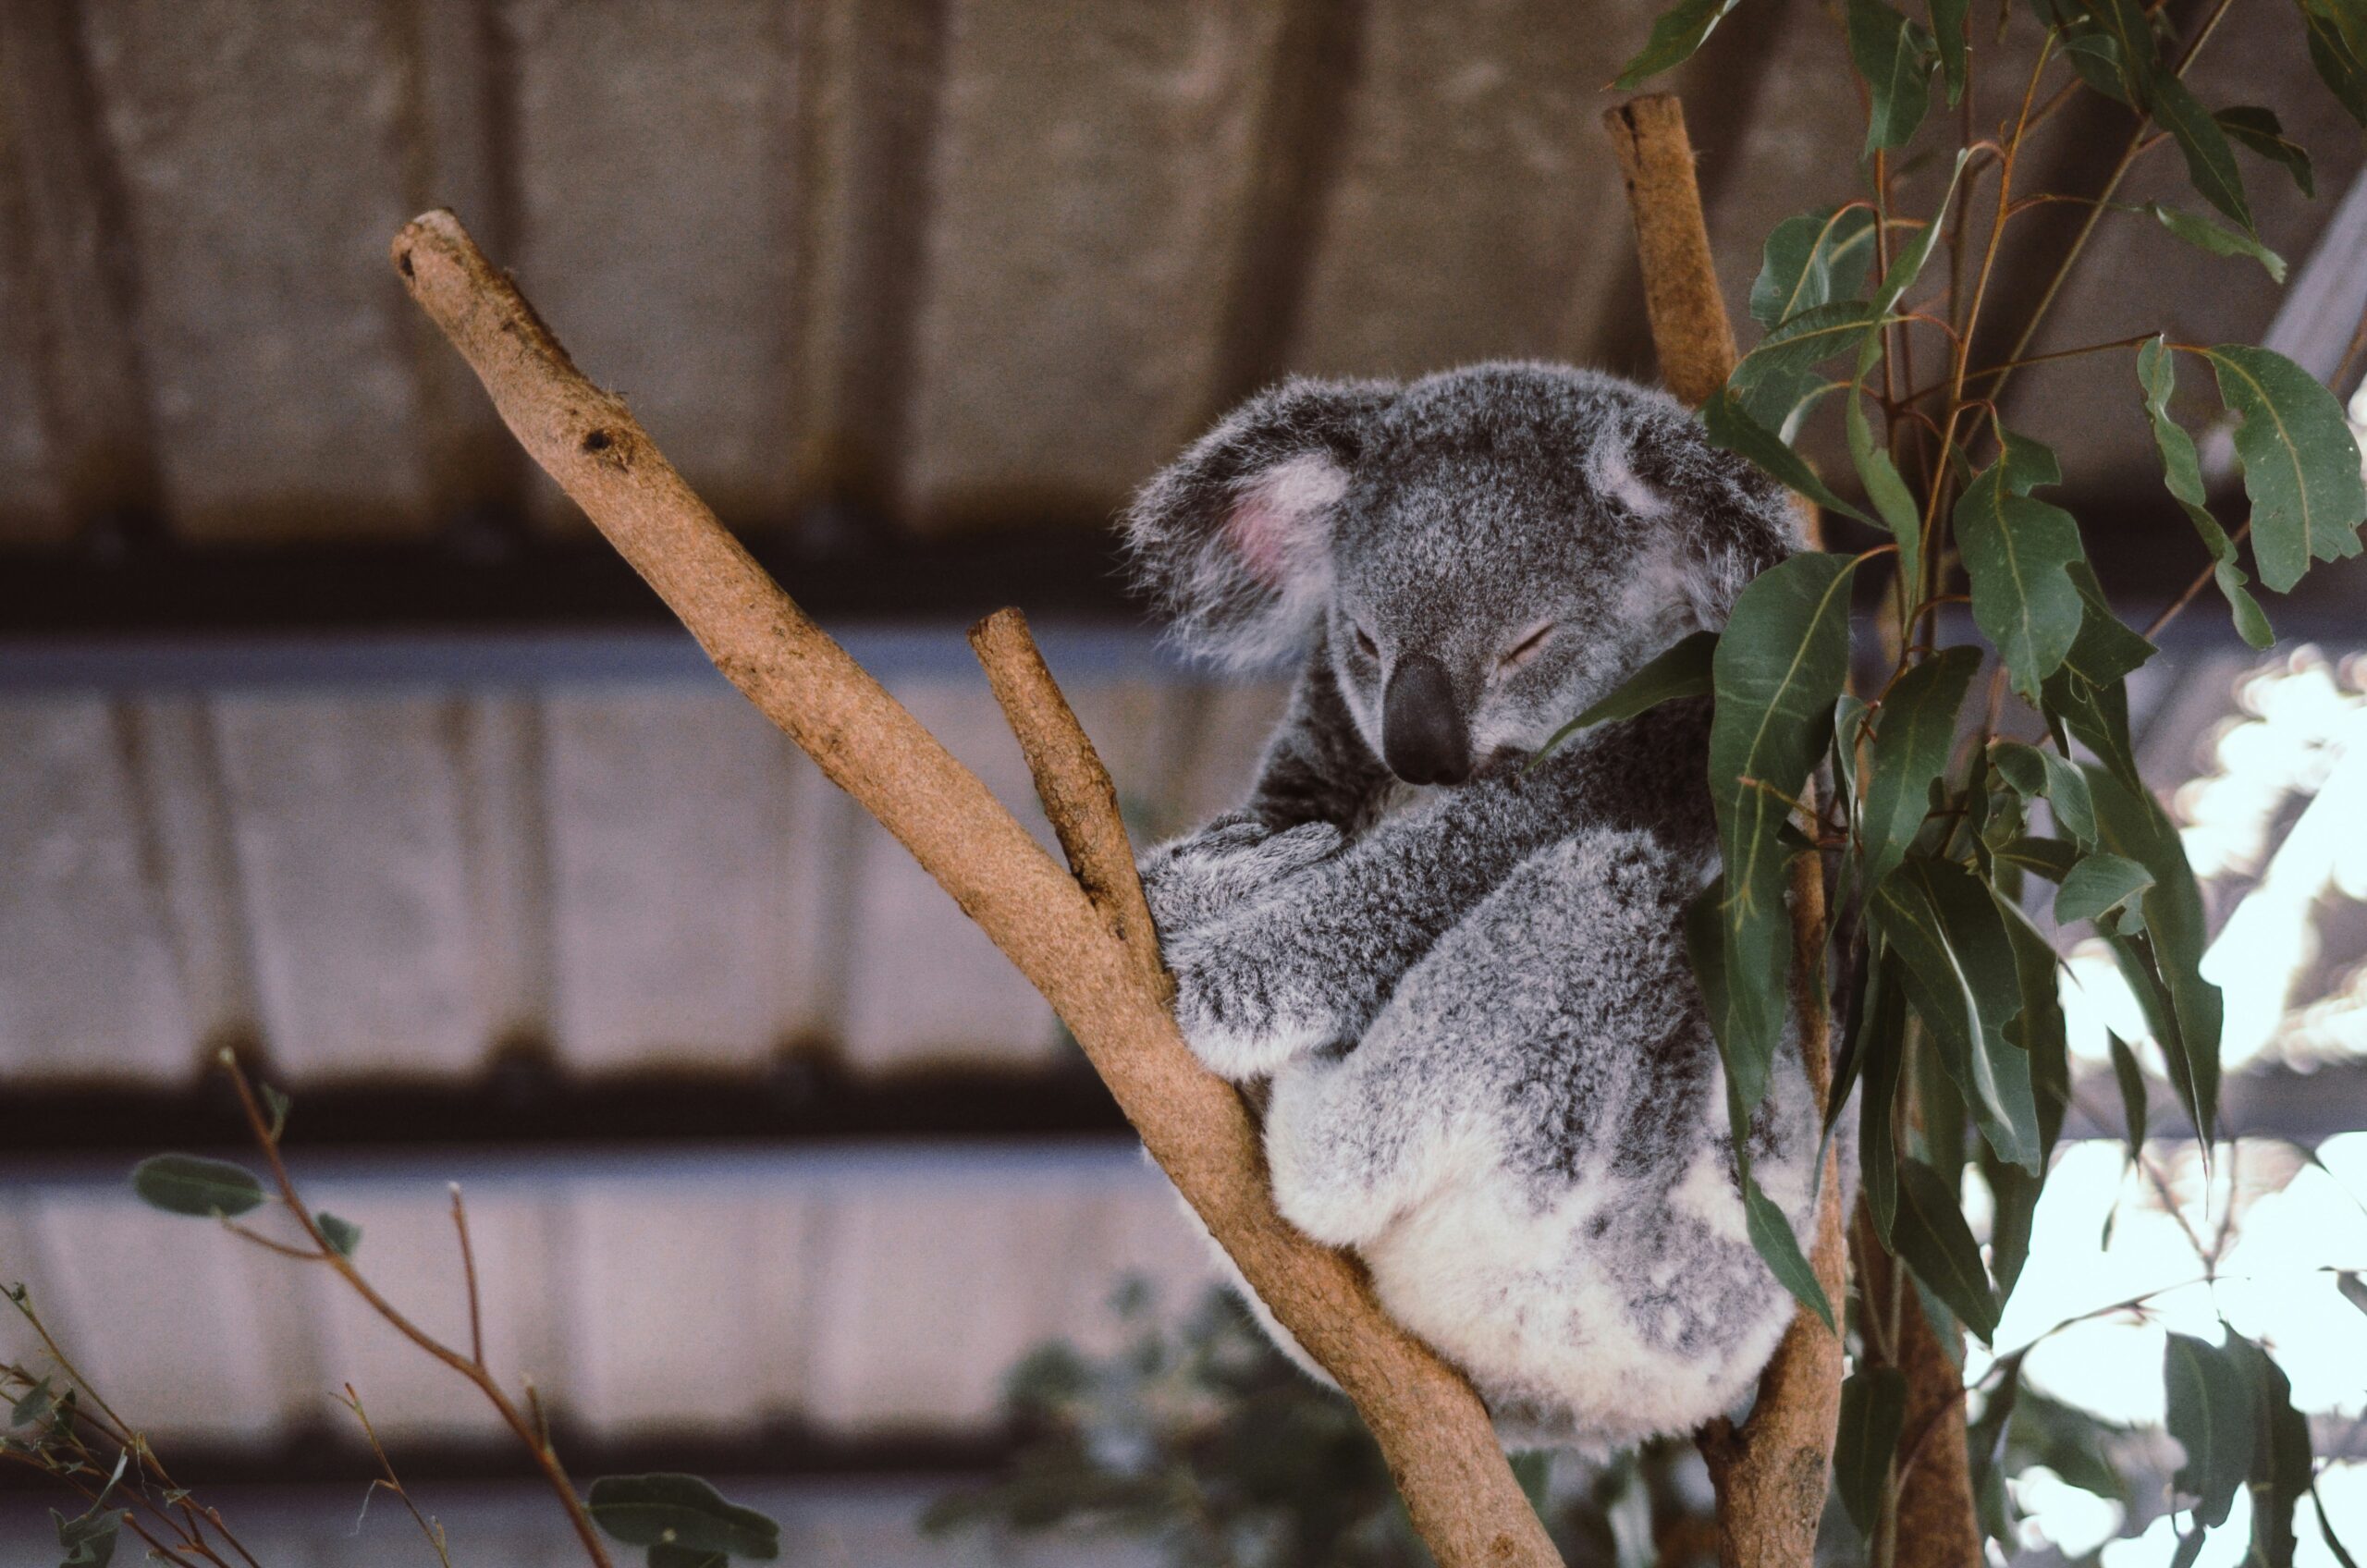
[{"x1": 1496, "y1": 620, "x2": 1557, "y2": 671}]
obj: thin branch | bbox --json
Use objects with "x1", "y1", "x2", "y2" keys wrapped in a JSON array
[
  {"x1": 2144, "y1": 521, "x2": 2251, "y2": 641},
  {"x1": 449, "y1": 1184, "x2": 485, "y2": 1370},
  {"x1": 342, "y1": 1384, "x2": 456, "y2": 1568},
  {"x1": 216, "y1": 1055, "x2": 616, "y2": 1568}
]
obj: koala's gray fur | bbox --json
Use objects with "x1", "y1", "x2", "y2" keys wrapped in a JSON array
[{"x1": 1125, "y1": 361, "x2": 1821, "y2": 1454}]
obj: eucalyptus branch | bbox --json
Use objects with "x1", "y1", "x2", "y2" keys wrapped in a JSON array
[
  {"x1": 214, "y1": 1053, "x2": 618, "y2": 1568},
  {"x1": 344, "y1": 1384, "x2": 457, "y2": 1568}
]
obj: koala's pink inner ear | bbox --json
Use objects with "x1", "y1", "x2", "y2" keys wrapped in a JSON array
[{"x1": 1223, "y1": 451, "x2": 1349, "y2": 587}]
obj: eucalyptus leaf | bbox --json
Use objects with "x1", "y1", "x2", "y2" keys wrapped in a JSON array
[
  {"x1": 1751, "y1": 205, "x2": 1879, "y2": 328},
  {"x1": 1847, "y1": 388, "x2": 1923, "y2": 592},
  {"x1": 2339, "y1": 1270, "x2": 2367, "y2": 1318},
  {"x1": 649, "y1": 1548, "x2": 730, "y2": 1568},
  {"x1": 2226, "y1": 1335, "x2": 2311, "y2": 1567},
  {"x1": 1996, "y1": 834, "x2": 2081, "y2": 883},
  {"x1": 130, "y1": 1154, "x2": 266, "y2": 1219},
  {"x1": 1894, "y1": 1157, "x2": 2001, "y2": 1341},
  {"x1": 1858, "y1": 648, "x2": 1980, "y2": 894},
  {"x1": 2203, "y1": 343, "x2": 2367, "y2": 594},
  {"x1": 586, "y1": 1475, "x2": 781, "y2": 1559},
  {"x1": 1535, "y1": 631, "x2": 1715, "y2": 761},
  {"x1": 2054, "y1": 852, "x2": 2154, "y2": 928},
  {"x1": 316, "y1": 1212, "x2": 362, "y2": 1259},
  {"x1": 1614, "y1": 0, "x2": 1744, "y2": 88},
  {"x1": 1869, "y1": 858, "x2": 2040, "y2": 1171},
  {"x1": 52, "y1": 1504, "x2": 127, "y2": 1568},
  {"x1": 1871, "y1": 150, "x2": 1970, "y2": 311},
  {"x1": 2165, "y1": 1333, "x2": 2254, "y2": 1527},
  {"x1": 1686, "y1": 890, "x2": 1836, "y2": 1329},
  {"x1": 1702, "y1": 389, "x2": 1879, "y2": 526},
  {"x1": 1835, "y1": 1365, "x2": 1908, "y2": 1535},
  {"x1": 2214, "y1": 105, "x2": 2313, "y2": 197},
  {"x1": 2304, "y1": 1, "x2": 2367, "y2": 128},
  {"x1": 2061, "y1": 561, "x2": 2159, "y2": 687},
  {"x1": 2148, "y1": 72, "x2": 2252, "y2": 229},
  {"x1": 1705, "y1": 552, "x2": 1861, "y2": 1092},
  {"x1": 1954, "y1": 456, "x2": 2087, "y2": 701},
  {"x1": 2040, "y1": 666, "x2": 2140, "y2": 791},
  {"x1": 1993, "y1": 893, "x2": 2070, "y2": 1160},
  {"x1": 1861, "y1": 954, "x2": 1909, "y2": 1246},
  {"x1": 2108, "y1": 1032, "x2": 2149, "y2": 1158},
  {"x1": 2136, "y1": 337, "x2": 2273, "y2": 647},
  {"x1": 1929, "y1": 0, "x2": 1968, "y2": 100},
  {"x1": 1847, "y1": 0, "x2": 1937, "y2": 154},
  {"x1": 1982, "y1": 1147, "x2": 2041, "y2": 1301},
  {"x1": 2085, "y1": 764, "x2": 2222, "y2": 1145},
  {"x1": 2146, "y1": 202, "x2": 2287, "y2": 283}
]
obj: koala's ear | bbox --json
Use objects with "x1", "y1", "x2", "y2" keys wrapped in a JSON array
[
  {"x1": 1124, "y1": 376, "x2": 1397, "y2": 668},
  {"x1": 1592, "y1": 408, "x2": 1806, "y2": 631}
]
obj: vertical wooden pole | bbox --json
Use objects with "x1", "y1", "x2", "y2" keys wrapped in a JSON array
[{"x1": 1603, "y1": 92, "x2": 1846, "y2": 1568}]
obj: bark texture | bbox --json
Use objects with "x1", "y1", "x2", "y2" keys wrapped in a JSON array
[
  {"x1": 390, "y1": 210, "x2": 1559, "y2": 1568},
  {"x1": 1604, "y1": 92, "x2": 1849, "y2": 1568}
]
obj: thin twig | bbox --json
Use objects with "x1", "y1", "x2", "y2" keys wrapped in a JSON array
[
  {"x1": 343, "y1": 1384, "x2": 457, "y2": 1568},
  {"x1": 449, "y1": 1183, "x2": 486, "y2": 1370}
]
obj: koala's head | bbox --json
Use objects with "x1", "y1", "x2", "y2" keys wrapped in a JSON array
[{"x1": 1123, "y1": 361, "x2": 1801, "y2": 786}]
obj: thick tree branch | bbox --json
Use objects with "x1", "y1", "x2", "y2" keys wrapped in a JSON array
[
  {"x1": 1605, "y1": 93, "x2": 1848, "y2": 1568},
  {"x1": 390, "y1": 210, "x2": 1558, "y2": 1568}
]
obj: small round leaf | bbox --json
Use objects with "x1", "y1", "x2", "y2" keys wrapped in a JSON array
[{"x1": 130, "y1": 1155, "x2": 266, "y2": 1219}]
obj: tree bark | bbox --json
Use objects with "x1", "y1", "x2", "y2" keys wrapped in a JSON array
[
  {"x1": 390, "y1": 210, "x2": 1560, "y2": 1568},
  {"x1": 1604, "y1": 93, "x2": 1848, "y2": 1568},
  {"x1": 1856, "y1": 1211, "x2": 1981, "y2": 1568}
]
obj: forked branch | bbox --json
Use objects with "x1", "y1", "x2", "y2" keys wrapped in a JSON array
[{"x1": 390, "y1": 209, "x2": 1559, "y2": 1568}]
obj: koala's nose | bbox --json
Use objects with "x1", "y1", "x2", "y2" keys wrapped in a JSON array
[{"x1": 1381, "y1": 654, "x2": 1472, "y2": 786}]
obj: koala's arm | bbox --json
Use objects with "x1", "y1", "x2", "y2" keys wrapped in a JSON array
[
  {"x1": 1164, "y1": 760, "x2": 1583, "y2": 1079},
  {"x1": 1137, "y1": 643, "x2": 1393, "y2": 940},
  {"x1": 1239, "y1": 646, "x2": 1395, "y2": 833}
]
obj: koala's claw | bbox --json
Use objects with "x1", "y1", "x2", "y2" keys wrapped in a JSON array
[{"x1": 1137, "y1": 818, "x2": 1345, "y2": 938}]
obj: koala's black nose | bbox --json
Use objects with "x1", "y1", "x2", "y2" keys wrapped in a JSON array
[{"x1": 1381, "y1": 654, "x2": 1472, "y2": 786}]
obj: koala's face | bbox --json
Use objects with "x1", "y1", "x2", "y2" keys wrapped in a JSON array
[{"x1": 1125, "y1": 362, "x2": 1797, "y2": 788}]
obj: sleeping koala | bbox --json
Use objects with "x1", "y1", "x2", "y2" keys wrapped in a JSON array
[{"x1": 1126, "y1": 361, "x2": 1821, "y2": 1454}]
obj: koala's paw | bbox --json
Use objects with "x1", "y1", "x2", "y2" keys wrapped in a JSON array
[
  {"x1": 1137, "y1": 816, "x2": 1344, "y2": 939},
  {"x1": 1166, "y1": 930, "x2": 1340, "y2": 1082}
]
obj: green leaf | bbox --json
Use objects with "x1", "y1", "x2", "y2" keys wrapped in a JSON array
[
  {"x1": 1752, "y1": 205, "x2": 1879, "y2": 328},
  {"x1": 586, "y1": 1475, "x2": 781, "y2": 1560},
  {"x1": 1996, "y1": 834, "x2": 2080, "y2": 882},
  {"x1": 2041, "y1": 667, "x2": 2140, "y2": 790},
  {"x1": 1614, "y1": 0, "x2": 1743, "y2": 87},
  {"x1": 2107, "y1": 1032, "x2": 2149, "y2": 1157},
  {"x1": 261, "y1": 1083, "x2": 292, "y2": 1141},
  {"x1": 1990, "y1": 741, "x2": 2096, "y2": 845},
  {"x1": 1735, "y1": 300, "x2": 1888, "y2": 389},
  {"x1": 130, "y1": 1154, "x2": 266, "y2": 1219},
  {"x1": 2054, "y1": 852, "x2": 2154, "y2": 928},
  {"x1": 1861, "y1": 954, "x2": 1909, "y2": 1245},
  {"x1": 1982, "y1": 1146, "x2": 2042, "y2": 1302},
  {"x1": 1686, "y1": 892, "x2": 1837, "y2": 1331},
  {"x1": 1929, "y1": 0, "x2": 1968, "y2": 102},
  {"x1": 2148, "y1": 72, "x2": 2252, "y2": 229},
  {"x1": 1847, "y1": 389, "x2": 1923, "y2": 594},
  {"x1": 1702, "y1": 389, "x2": 1879, "y2": 526},
  {"x1": 52, "y1": 1504, "x2": 127, "y2": 1568},
  {"x1": 316, "y1": 1212, "x2": 362, "y2": 1259},
  {"x1": 2165, "y1": 1334, "x2": 2255, "y2": 1527},
  {"x1": 2060, "y1": 33, "x2": 2132, "y2": 104},
  {"x1": 1993, "y1": 894, "x2": 2069, "y2": 1160},
  {"x1": 2303, "y1": 1, "x2": 2367, "y2": 129},
  {"x1": 2136, "y1": 337, "x2": 2274, "y2": 648},
  {"x1": 2339, "y1": 1270, "x2": 2367, "y2": 1319},
  {"x1": 1705, "y1": 552, "x2": 1861, "y2": 1090},
  {"x1": 1535, "y1": 631, "x2": 1715, "y2": 761},
  {"x1": 2202, "y1": 344, "x2": 2367, "y2": 594},
  {"x1": 2062, "y1": 561, "x2": 2159, "y2": 686},
  {"x1": 1894, "y1": 1157, "x2": 2001, "y2": 1341},
  {"x1": 2227, "y1": 1335, "x2": 2312, "y2": 1567},
  {"x1": 2086, "y1": 765, "x2": 2222, "y2": 1144},
  {"x1": 1858, "y1": 649, "x2": 1979, "y2": 893},
  {"x1": 2146, "y1": 202, "x2": 2287, "y2": 283},
  {"x1": 1869, "y1": 859, "x2": 2041, "y2": 1171},
  {"x1": 2215, "y1": 105, "x2": 2314, "y2": 197},
  {"x1": 10, "y1": 1378, "x2": 55, "y2": 1428},
  {"x1": 1953, "y1": 455, "x2": 2086, "y2": 701},
  {"x1": 1871, "y1": 150, "x2": 1970, "y2": 311},
  {"x1": 1835, "y1": 1365, "x2": 1908, "y2": 1534},
  {"x1": 1848, "y1": 0, "x2": 1937, "y2": 153}
]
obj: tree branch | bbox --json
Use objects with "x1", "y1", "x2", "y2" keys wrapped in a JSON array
[
  {"x1": 390, "y1": 209, "x2": 1559, "y2": 1568},
  {"x1": 1606, "y1": 92, "x2": 1847, "y2": 1568}
]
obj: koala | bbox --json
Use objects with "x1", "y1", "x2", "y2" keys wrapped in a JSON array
[{"x1": 1125, "y1": 361, "x2": 1822, "y2": 1454}]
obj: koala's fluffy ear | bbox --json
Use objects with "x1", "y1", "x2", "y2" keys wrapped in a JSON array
[
  {"x1": 1124, "y1": 376, "x2": 1397, "y2": 668},
  {"x1": 1591, "y1": 403, "x2": 1806, "y2": 631}
]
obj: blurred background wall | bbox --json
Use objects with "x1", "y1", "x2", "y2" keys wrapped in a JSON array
[{"x1": 1, "y1": 0, "x2": 2365, "y2": 1562}]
